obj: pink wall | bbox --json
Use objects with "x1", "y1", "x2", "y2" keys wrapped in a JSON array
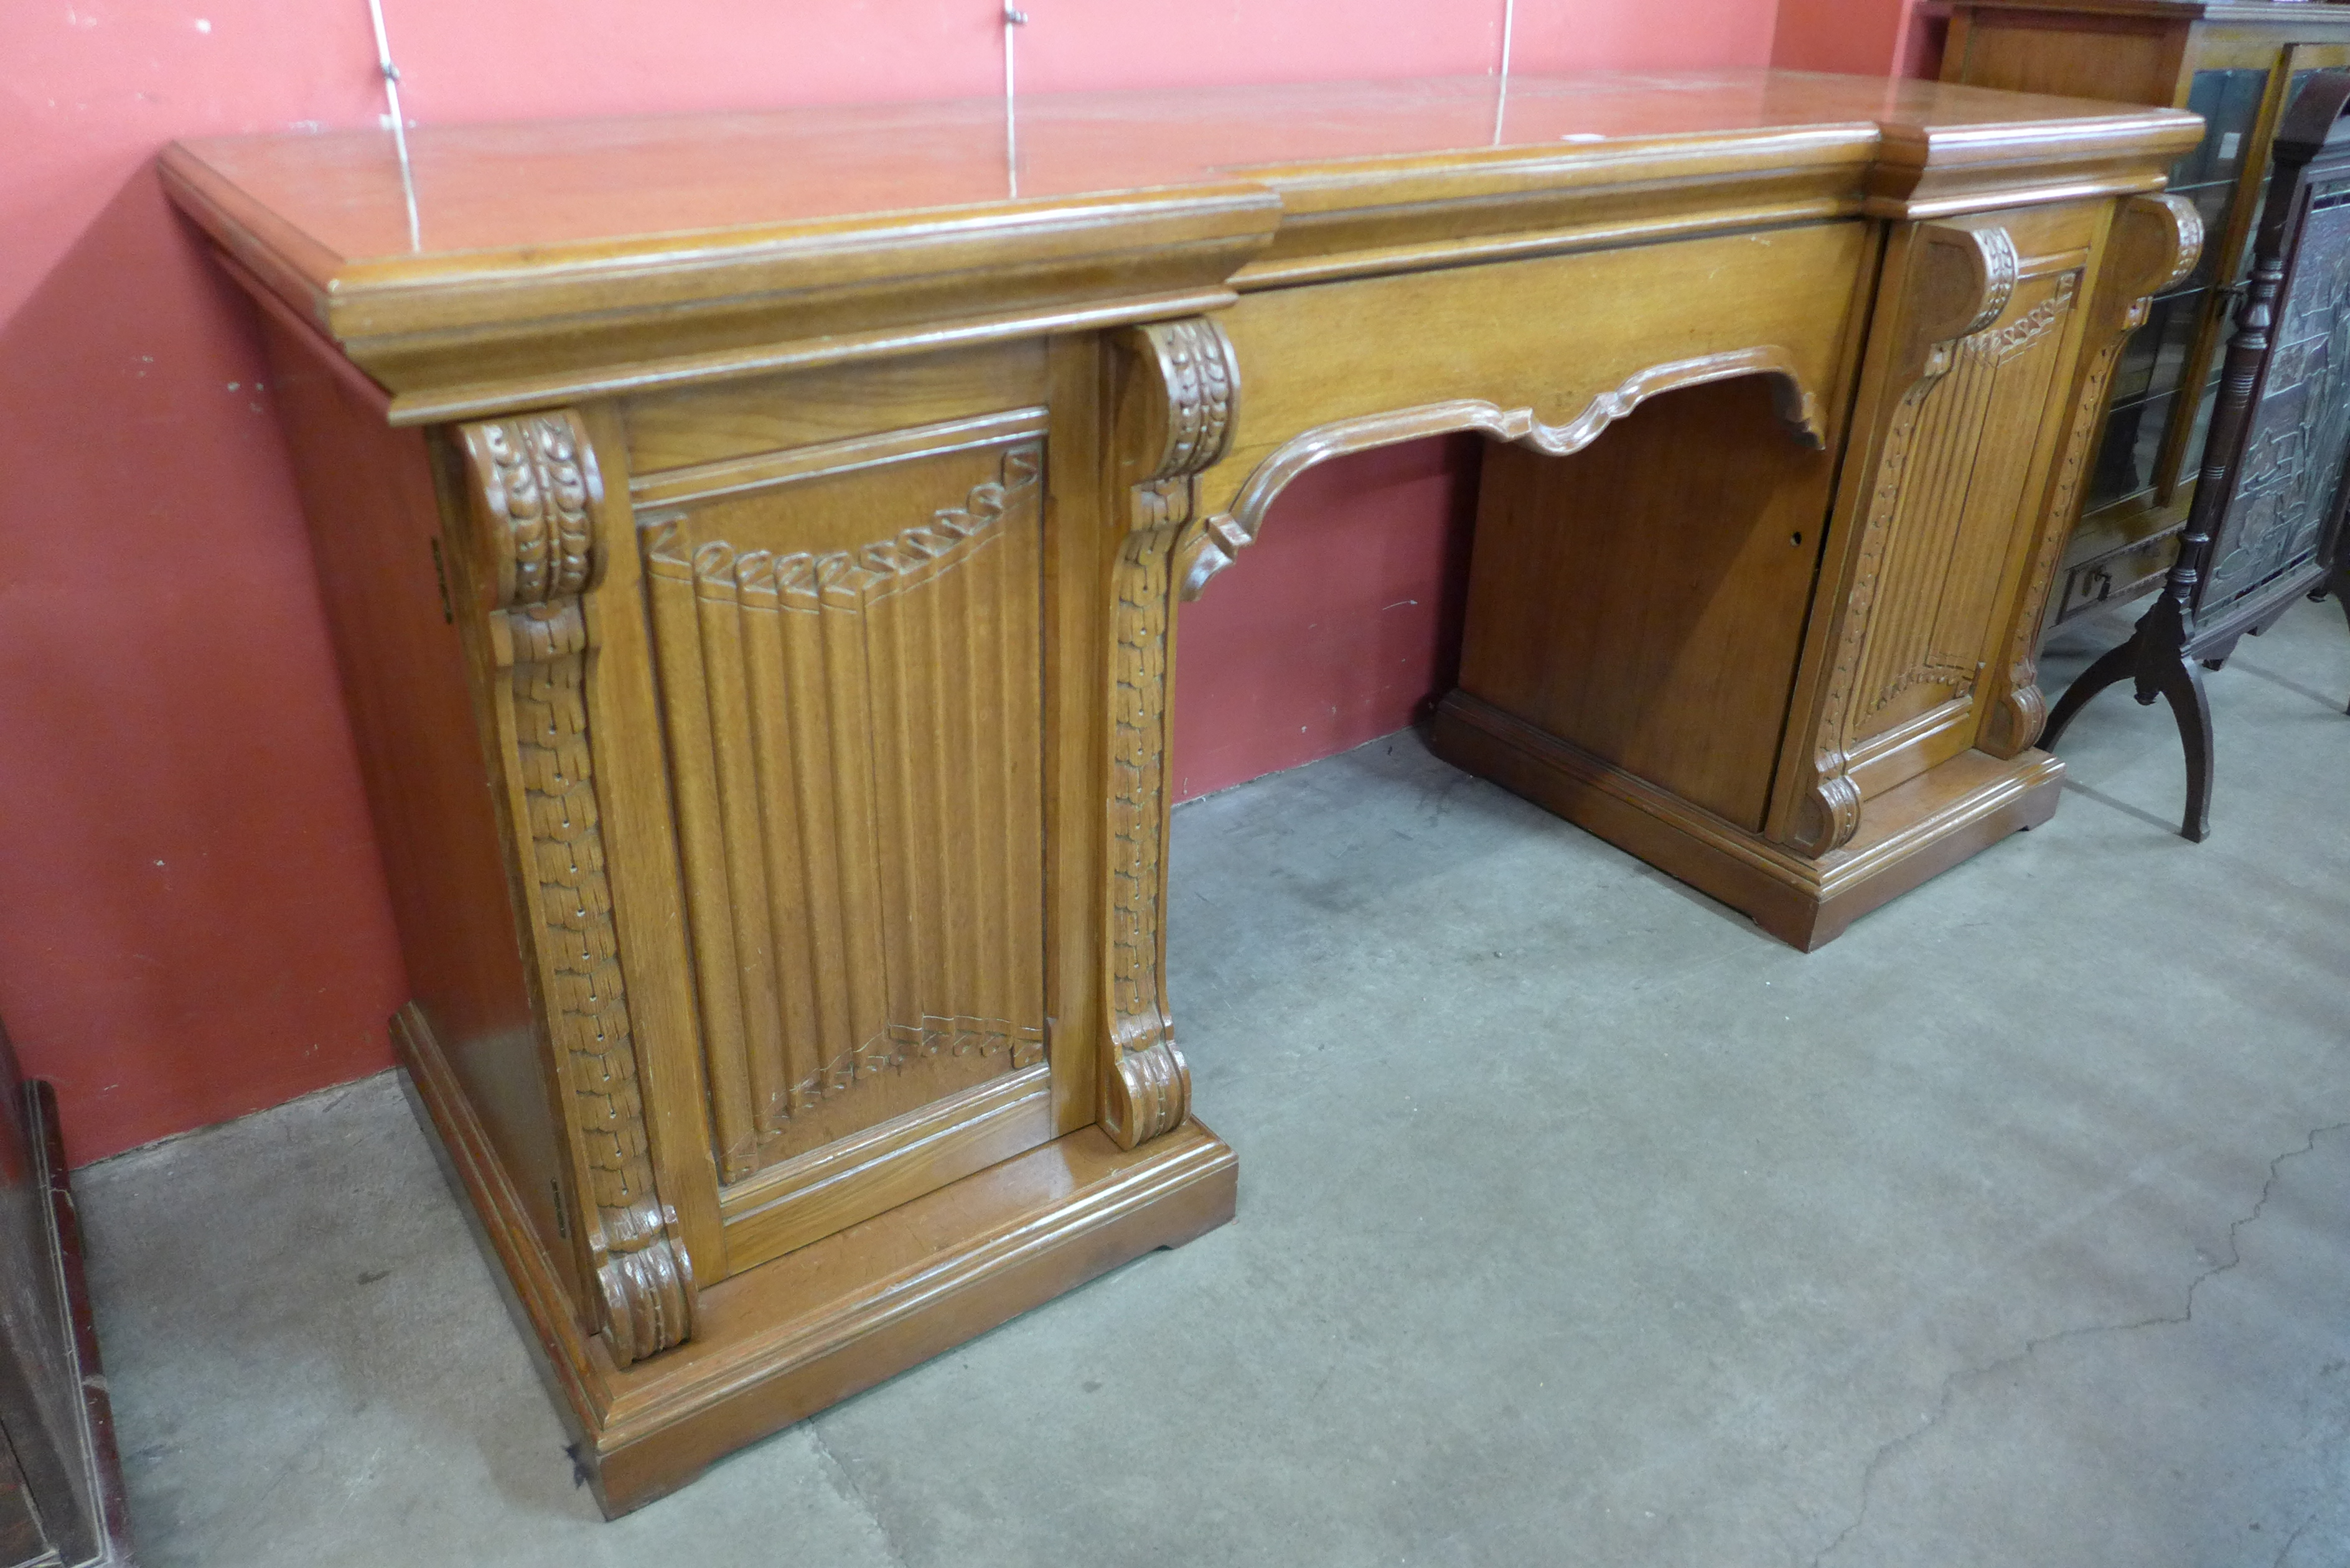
[
  {"x1": 1773, "y1": 0, "x2": 1944, "y2": 79},
  {"x1": 0, "y1": 0, "x2": 1795, "y2": 1165}
]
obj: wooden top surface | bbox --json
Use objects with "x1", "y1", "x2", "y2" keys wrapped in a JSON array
[
  {"x1": 157, "y1": 70, "x2": 2201, "y2": 422},
  {"x1": 167, "y1": 71, "x2": 2188, "y2": 268}
]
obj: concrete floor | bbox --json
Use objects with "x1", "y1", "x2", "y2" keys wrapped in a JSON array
[{"x1": 77, "y1": 597, "x2": 2350, "y2": 1567}]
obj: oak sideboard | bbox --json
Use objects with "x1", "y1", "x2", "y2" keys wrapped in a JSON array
[{"x1": 159, "y1": 72, "x2": 2201, "y2": 1514}]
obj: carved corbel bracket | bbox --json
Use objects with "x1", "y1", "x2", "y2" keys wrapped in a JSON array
[
  {"x1": 1099, "y1": 318, "x2": 1242, "y2": 1150},
  {"x1": 1791, "y1": 222, "x2": 2022, "y2": 858},
  {"x1": 461, "y1": 409, "x2": 696, "y2": 1368},
  {"x1": 470, "y1": 414, "x2": 598, "y2": 605},
  {"x1": 1982, "y1": 193, "x2": 2201, "y2": 759},
  {"x1": 1897, "y1": 223, "x2": 2020, "y2": 384},
  {"x1": 1176, "y1": 346, "x2": 1826, "y2": 601},
  {"x1": 1118, "y1": 315, "x2": 1244, "y2": 587},
  {"x1": 1117, "y1": 316, "x2": 1243, "y2": 492}
]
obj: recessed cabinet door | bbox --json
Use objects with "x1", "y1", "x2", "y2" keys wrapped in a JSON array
[{"x1": 634, "y1": 434, "x2": 1055, "y2": 1271}]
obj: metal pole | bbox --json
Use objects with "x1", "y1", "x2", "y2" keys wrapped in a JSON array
[
  {"x1": 365, "y1": 0, "x2": 420, "y2": 248},
  {"x1": 1493, "y1": 0, "x2": 1517, "y2": 146},
  {"x1": 1004, "y1": 4, "x2": 1029, "y2": 198}
]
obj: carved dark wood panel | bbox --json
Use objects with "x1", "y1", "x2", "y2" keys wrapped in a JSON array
[{"x1": 2202, "y1": 180, "x2": 2350, "y2": 616}]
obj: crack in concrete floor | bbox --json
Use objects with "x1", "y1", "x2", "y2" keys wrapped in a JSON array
[
  {"x1": 1812, "y1": 1124, "x2": 2350, "y2": 1568},
  {"x1": 809, "y1": 1421, "x2": 912, "y2": 1568}
]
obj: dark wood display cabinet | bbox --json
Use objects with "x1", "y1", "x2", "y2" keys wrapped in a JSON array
[
  {"x1": 1942, "y1": 0, "x2": 2350, "y2": 625},
  {"x1": 2044, "y1": 70, "x2": 2350, "y2": 837}
]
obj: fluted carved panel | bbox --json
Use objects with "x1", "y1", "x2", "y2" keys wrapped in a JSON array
[
  {"x1": 1845, "y1": 272, "x2": 2079, "y2": 747},
  {"x1": 642, "y1": 441, "x2": 1047, "y2": 1182}
]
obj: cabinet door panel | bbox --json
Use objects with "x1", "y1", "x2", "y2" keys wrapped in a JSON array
[
  {"x1": 638, "y1": 437, "x2": 1049, "y2": 1191},
  {"x1": 1840, "y1": 215, "x2": 2096, "y2": 798}
]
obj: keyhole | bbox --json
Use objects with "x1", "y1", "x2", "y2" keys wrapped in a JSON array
[{"x1": 1791, "y1": 531, "x2": 1804, "y2": 547}]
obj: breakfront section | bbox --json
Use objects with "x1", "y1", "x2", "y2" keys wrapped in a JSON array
[
  {"x1": 469, "y1": 323, "x2": 1237, "y2": 1493},
  {"x1": 1766, "y1": 195, "x2": 2201, "y2": 928},
  {"x1": 1782, "y1": 200, "x2": 2183, "y2": 824}
]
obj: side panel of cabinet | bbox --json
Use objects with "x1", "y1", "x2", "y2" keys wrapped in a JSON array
[{"x1": 253, "y1": 309, "x2": 587, "y2": 1308}]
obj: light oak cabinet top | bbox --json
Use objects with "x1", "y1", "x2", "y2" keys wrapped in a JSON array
[{"x1": 163, "y1": 72, "x2": 2193, "y2": 421}]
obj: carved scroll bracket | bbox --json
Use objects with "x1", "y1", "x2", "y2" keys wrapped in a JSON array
[
  {"x1": 463, "y1": 409, "x2": 696, "y2": 1368},
  {"x1": 470, "y1": 414, "x2": 599, "y2": 606},
  {"x1": 1899, "y1": 223, "x2": 2020, "y2": 382},
  {"x1": 1983, "y1": 193, "x2": 2201, "y2": 759},
  {"x1": 1175, "y1": 345, "x2": 1827, "y2": 600},
  {"x1": 1791, "y1": 222, "x2": 2023, "y2": 857},
  {"x1": 1116, "y1": 316, "x2": 1242, "y2": 495},
  {"x1": 1098, "y1": 317, "x2": 1242, "y2": 1150}
]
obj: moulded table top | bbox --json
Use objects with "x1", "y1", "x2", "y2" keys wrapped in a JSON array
[
  {"x1": 164, "y1": 70, "x2": 2193, "y2": 270},
  {"x1": 156, "y1": 70, "x2": 2201, "y2": 422}
]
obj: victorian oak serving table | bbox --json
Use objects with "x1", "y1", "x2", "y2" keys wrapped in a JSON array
[{"x1": 158, "y1": 72, "x2": 2201, "y2": 1514}]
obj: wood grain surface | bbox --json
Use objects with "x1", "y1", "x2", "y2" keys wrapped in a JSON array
[{"x1": 173, "y1": 70, "x2": 2200, "y2": 1515}]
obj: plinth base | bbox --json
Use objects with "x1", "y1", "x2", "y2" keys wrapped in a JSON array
[
  {"x1": 398, "y1": 1010, "x2": 1236, "y2": 1518},
  {"x1": 1431, "y1": 691, "x2": 2063, "y2": 951}
]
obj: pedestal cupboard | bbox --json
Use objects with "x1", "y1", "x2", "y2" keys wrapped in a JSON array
[{"x1": 159, "y1": 72, "x2": 2199, "y2": 1513}]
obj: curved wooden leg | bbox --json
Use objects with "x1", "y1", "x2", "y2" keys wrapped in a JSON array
[
  {"x1": 2039, "y1": 635, "x2": 2139, "y2": 750},
  {"x1": 2145, "y1": 653, "x2": 2216, "y2": 842}
]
